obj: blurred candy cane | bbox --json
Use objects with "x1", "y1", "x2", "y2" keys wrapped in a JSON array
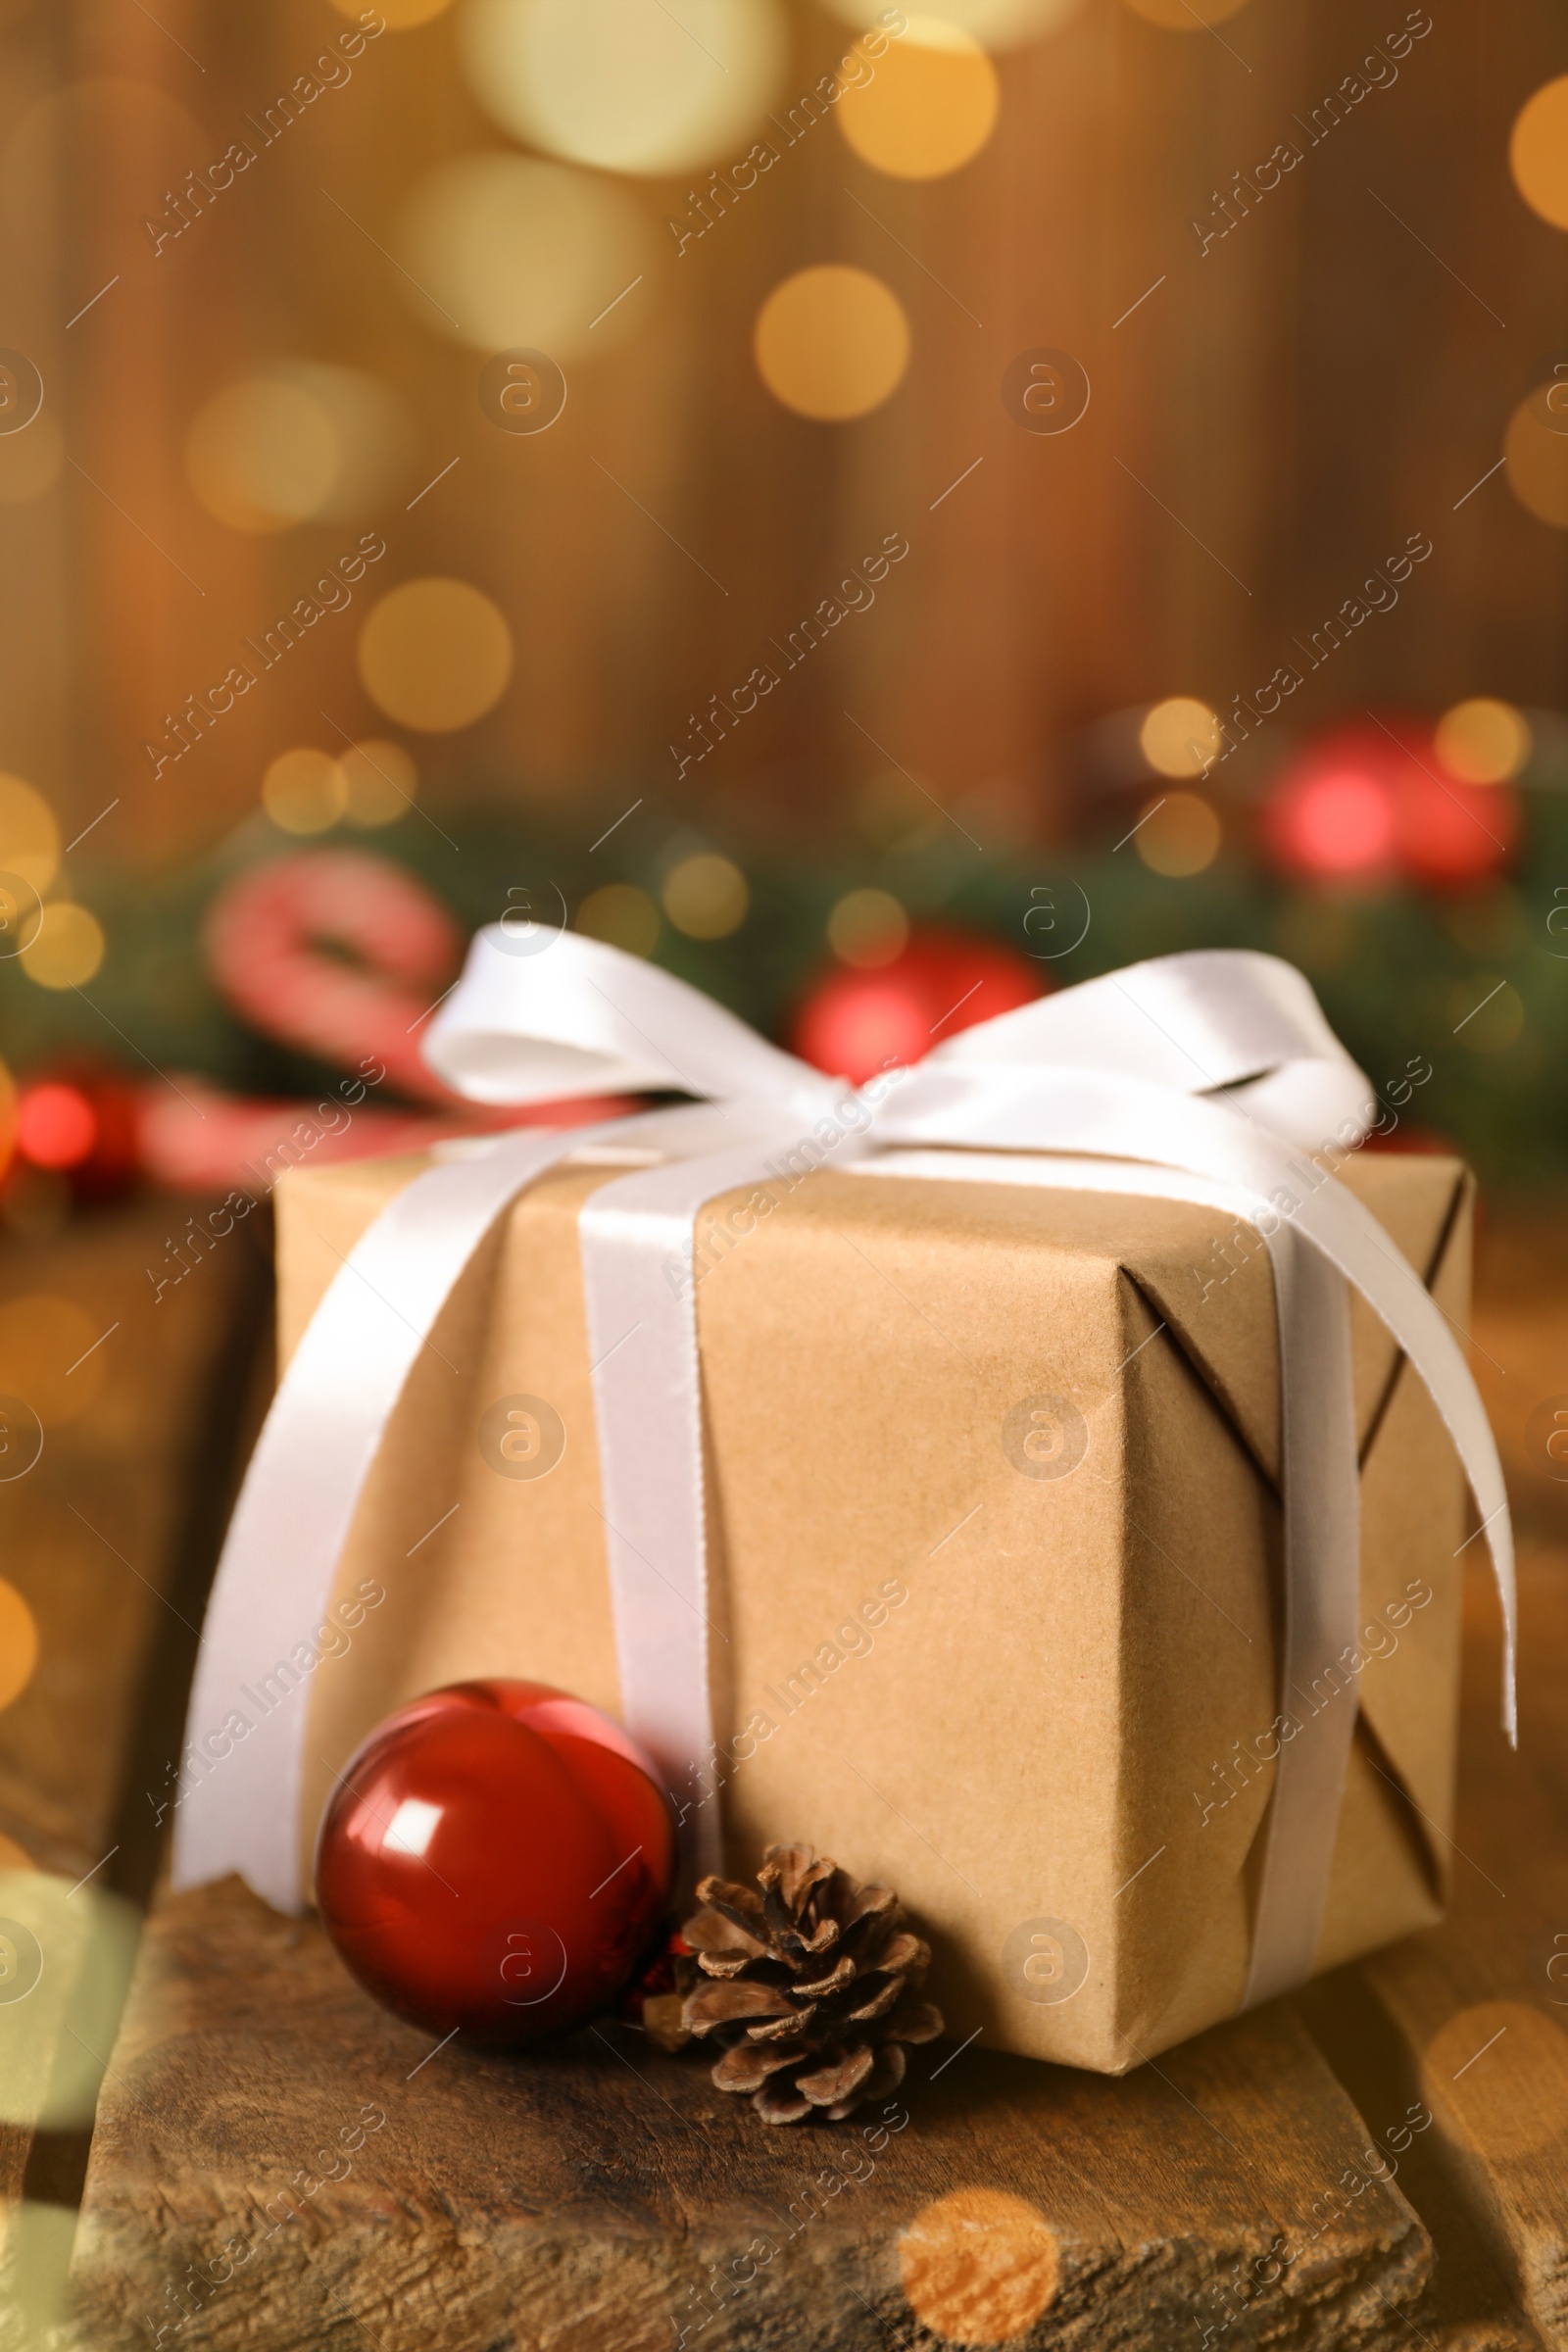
[
  {"x1": 203, "y1": 848, "x2": 463, "y2": 1102},
  {"x1": 141, "y1": 851, "x2": 620, "y2": 1192}
]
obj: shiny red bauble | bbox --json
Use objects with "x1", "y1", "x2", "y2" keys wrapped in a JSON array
[
  {"x1": 792, "y1": 924, "x2": 1045, "y2": 1085},
  {"x1": 1264, "y1": 718, "x2": 1519, "y2": 892},
  {"x1": 315, "y1": 1680, "x2": 675, "y2": 2046}
]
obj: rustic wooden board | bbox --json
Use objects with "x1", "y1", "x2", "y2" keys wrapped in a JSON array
[
  {"x1": 70, "y1": 1871, "x2": 1432, "y2": 2352},
  {"x1": 1340, "y1": 1546, "x2": 1568, "y2": 2351},
  {"x1": 1293, "y1": 1156, "x2": 1568, "y2": 2350},
  {"x1": 0, "y1": 1193, "x2": 270, "y2": 2322}
]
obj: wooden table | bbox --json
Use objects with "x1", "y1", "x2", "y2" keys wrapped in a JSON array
[
  {"x1": 3, "y1": 1193, "x2": 1565, "y2": 2350},
  {"x1": 58, "y1": 1551, "x2": 1558, "y2": 2352},
  {"x1": 0, "y1": 1195, "x2": 270, "y2": 2323}
]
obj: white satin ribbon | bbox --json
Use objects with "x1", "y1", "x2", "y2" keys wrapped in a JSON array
[{"x1": 173, "y1": 935, "x2": 1514, "y2": 2013}]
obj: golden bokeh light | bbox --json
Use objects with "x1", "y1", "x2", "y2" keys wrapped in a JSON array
[
  {"x1": 662, "y1": 853, "x2": 749, "y2": 940},
  {"x1": 397, "y1": 153, "x2": 654, "y2": 357},
  {"x1": 358, "y1": 577, "x2": 514, "y2": 733},
  {"x1": 268, "y1": 362, "x2": 413, "y2": 520},
  {"x1": 0, "y1": 2202, "x2": 74, "y2": 2341},
  {"x1": 1510, "y1": 76, "x2": 1568, "y2": 229},
  {"x1": 1435, "y1": 699, "x2": 1531, "y2": 785},
  {"x1": 828, "y1": 886, "x2": 909, "y2": 967},
  {"x1": 577, "y1": 882, "x2": 660, "y2": 956},
  {"x1": 0, "y1": 413, "x2": 63, "y2": 506},
  {"x1": 1505, "y1": 387, "x2": 1568, "y2": 527},
  {"x1": 824, "y1": 0, "x2": 1083, "y2": 46},
  {"x1": 1424, "y1": 2001, "x2": 1568, "y2": 2158},
  {"x1": 184, "y1": 363, "x2": 408, "y2": 531},
  {"x1": 1134, "y1": 791, "x2": 1223, "y2": 877},
  {"x1": 754, "y1": 266, "x2": 910, "y2": 420},
  {"x1": 461, "y1": 0, "x2": 787, "y2": 177},
  {"x1": 0, "y1": 1294, "x2": 108, "y2": 1421},
  {"x1": 0, "y1": 1872, "x2": 142, "y2": 2132},
  {"x1": 1140, "y1": 697, "x2": 1221, "y2": 778},
  {"x1": 901, "y1": 2188, "x2": 1062, "y2": 2343},
  {"x1": 340, "y1": 738, "x2": 417, "y2": 828},
  {"x1": 0, "y1": 775, "x2": 59, "y2": 894},
  {"x1": 20, "y1": 902, "x2": 104, "y2": 991},
  {"x1": 1123, "y1": 0, "x2": 1249, "y2": 24},
  {"x1": 0, "y1": 1579, "x2": 38, "y2": 1713},
  {"x1": 185, "y1": 377, "x2": 340, "y2": 534},
  {"x1": 262, "y1": 748, "x2": 348, "y2": 836},
  {"x1": 837, "y1": 18, "x2": 1000, "y2": 179},
  {"x1": 330, "y1": 0, "x2": 455, "y2": 20}
]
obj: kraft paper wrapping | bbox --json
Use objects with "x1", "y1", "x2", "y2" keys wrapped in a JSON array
[{"x1": 274, "y1": 1146, "x2": 1471, "y2": 2073}]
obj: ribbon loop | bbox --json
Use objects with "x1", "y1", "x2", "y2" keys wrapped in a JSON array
[{"x1": 424, "y1": 927, "x2": 831, "y2": 1115}]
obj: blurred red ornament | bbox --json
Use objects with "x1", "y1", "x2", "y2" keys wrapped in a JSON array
[
  {"x1": 792, "y1": 925, "x2": 1044, "y2": 1084},
  {"x1": 315, "y1": 1679, "x2": 675, "y2": 2046},
  {"x1": 1265, "y1": 719, "x2": 1518, "y2": 891},
  {"x1": 1398, "y1": 761, "x2": 1519, "y2": 890},
  {"x1": 18, "y1": 1084, "x2": 94, "y2": 1168},
  {"x1": 13, "y1": 1061, "x2": 141, "y2": 1200}
]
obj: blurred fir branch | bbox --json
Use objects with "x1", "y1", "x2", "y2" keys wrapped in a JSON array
[{"x1": 3, "y1": 776, "x2": 1566, "y2": 1188}]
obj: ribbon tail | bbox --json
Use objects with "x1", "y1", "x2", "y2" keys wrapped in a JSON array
[
  {"x1": 1242, "y1": 1230, "x2": 1359, "y2": 2008},
  {"x1": 1274, "y1": 1172, "x2": 1516, "y2": 1746},
  {"x1": 172, "y1": 1120, "x2": 640, "y2": 1912}
]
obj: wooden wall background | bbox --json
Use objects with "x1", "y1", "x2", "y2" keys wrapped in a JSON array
[{"x1": 0, "y1": 0, "x2": 1564, "y2": 870}]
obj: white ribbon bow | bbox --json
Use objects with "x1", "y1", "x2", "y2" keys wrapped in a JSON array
[{"x1": 174, "y1": 935, "x2": 1514, "y2": 2013}]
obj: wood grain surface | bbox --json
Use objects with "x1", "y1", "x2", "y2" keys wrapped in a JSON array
[
  {"x1": 0, "y1": 1195, "x2": 269, "y2": 2306},
  {"x1": 1284, "y1": 1208, "x2": 1568, "y2": 2350},
  {"x1": 71, "y1": 1873, "x2": 1432, "y2": 2352},
  {"x1": 1324, "y1": 1546, "x2": 1568, "y2": 2352}
]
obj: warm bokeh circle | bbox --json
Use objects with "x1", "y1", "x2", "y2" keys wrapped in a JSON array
[
  {"x1": 1510, "y1": 75, "x2": 1568, "y2": 230},
  {"x1": 900, "y1": 2187, "x2": 1062, "y2": 2343},
  {"x1": 358, "y1": 578, "x2": 514, "y2": 732},
  {"x1": 1505, "y1": 386, "x2": 1568, "y2": 526},
  {"x1": 754, "y1": 266, "x2": 910, "y2": 419},
  {"x1": 836, "y1": 19, "x2": 1000, "y2": 178}
]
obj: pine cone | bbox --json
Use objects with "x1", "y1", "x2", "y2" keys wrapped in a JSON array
[{"x1": 680, "y1": 1843, "x2": 943, "y2": 2124}]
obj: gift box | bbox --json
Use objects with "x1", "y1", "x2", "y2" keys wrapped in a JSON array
[{"x1": 266, "y1": 1133, "x2": 1473, "y2": 2074}]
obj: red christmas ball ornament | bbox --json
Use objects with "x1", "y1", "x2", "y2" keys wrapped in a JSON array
[
  {"x1": 1396, "y1": 760, "x2": 1520, "y2": 891},
  {"x1": 1265, "y1": 719, "x2": 1519, "y2": 892},
  {"x1": 792, "y1": 924, "x2": 1045, "y2": 1085},
  {"x1": 315, "y1": 1679, "x2": 675, "y2": 2046},
  {"x1": 13, "y1": 1060, "x2": 141, "y2": 1200}
]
